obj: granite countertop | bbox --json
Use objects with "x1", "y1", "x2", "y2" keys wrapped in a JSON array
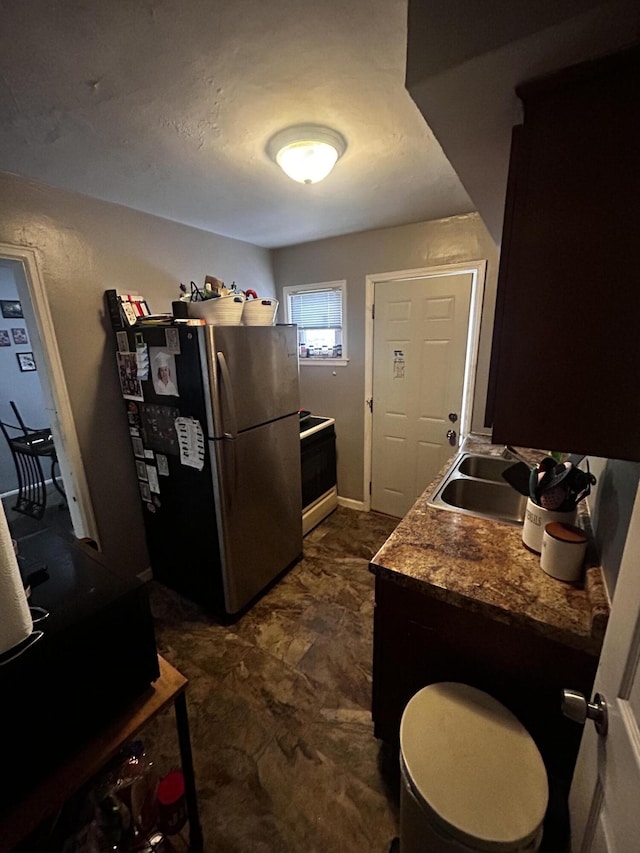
[{"x1": 369, "y1": 435, "x2": 609, "y2": 655}]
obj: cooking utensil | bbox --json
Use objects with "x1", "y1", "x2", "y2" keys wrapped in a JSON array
[
  {"x1": 560, "y1": 463, "x2": 596, "y2": 509},
  {"x1": 502, "y1": 462, "x2": 532, "y2": 496},
  {"x1": 528, "y1": 453, "x2": 597, "y2": 510},
  {"x1": 530, "y1": 457, "x2": 556, "y2": 504},
  {"x1": 537, "y1": 461, "x2": 576, "y2": 510},
  {"x1": 543, "y1": 461, "x2": 596, "y2": 511},
  {"x1": 540, "y1": 484, "x2": 567, "y2": 510},
  {"x1": 542, "y1": 461, "x2": 575, "y2": 492}
]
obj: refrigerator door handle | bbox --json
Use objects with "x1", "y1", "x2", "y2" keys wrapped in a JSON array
[
  {"x1": 217, "y1": 351, "x2": 238, "y2": 439},
  {"x1": 217, "y1": 350, "x2": 238, "y2": 507}
]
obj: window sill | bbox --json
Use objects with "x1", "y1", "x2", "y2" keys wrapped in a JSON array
[{"x1": 299, "y1": 358, "x2": 349, "y2": 367}]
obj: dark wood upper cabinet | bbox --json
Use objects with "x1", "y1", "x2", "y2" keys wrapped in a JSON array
[{"x1": 485, "y1": 44, "x2": 640, "y2": 462}]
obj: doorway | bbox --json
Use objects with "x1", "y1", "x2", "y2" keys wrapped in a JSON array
[
  {"x1": 0, "y1": 244, "x2": 97, "y2": 544},
  {"x1": 364, "y1": 262, "x2": 486, "y2": 517}
]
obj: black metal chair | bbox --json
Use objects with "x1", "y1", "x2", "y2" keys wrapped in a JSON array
[{"x1": 0, "y1": 401, "x2": 66, "y2": 520}]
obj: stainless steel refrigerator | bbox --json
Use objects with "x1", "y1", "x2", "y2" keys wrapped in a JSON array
[{"x1": 118, "y1": 323, "x2": 302, "y2": 617}]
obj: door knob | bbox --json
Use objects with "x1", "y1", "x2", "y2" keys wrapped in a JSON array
[
  {"x1": 561, "y1": 689, "x2": 608, "y2": 736},
  {"x1": 446, "y1": 429, "x2": 457, "y2": 446}
]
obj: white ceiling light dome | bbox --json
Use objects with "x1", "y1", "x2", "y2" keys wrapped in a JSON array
[{"x1": 267, "y1": 124, "x2": 347, "y2": 184}]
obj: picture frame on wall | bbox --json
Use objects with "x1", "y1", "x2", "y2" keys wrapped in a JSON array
[
  {"x1": 0, "y1": 300, "x2": 24, "y2": 319},
  {"x1": 11, "y1": 328, "x2": 28, "y2": 345},
  {"x1": 16, "y1": 352, "x2": 36, "y2": 372},
  {"x1": 0, "y1": 330, "x2": 10, "y2": 347}
]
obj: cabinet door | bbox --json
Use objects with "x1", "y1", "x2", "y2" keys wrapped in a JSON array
[
  {"x1": 486, "y1": 46, "x2": 640, "y2": 462},
  {"x1": 484, "y1": 123, "x2": 527, "y2": 431},
  {"x1": 372, "y1": 576, "x2": 598, "y2": 777}
]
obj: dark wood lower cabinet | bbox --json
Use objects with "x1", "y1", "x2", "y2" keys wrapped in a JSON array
[{"x1": 372, "y1": 575, "x2": 599, "y2": 784}]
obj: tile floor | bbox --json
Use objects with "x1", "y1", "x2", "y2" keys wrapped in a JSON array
[
  {"x1": 4, "y1": 497, "x2": 571, "y2": 852},
  {"x1": 145, "y1": 506, "x2": 401, "y2": 852}
]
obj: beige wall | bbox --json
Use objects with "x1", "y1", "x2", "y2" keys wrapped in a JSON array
[
  {"x1": 3, "y1": 168, "x2": 634, "y2": 603},
  {"x1": 0, "y1": 171, "x2": 274, "y2": 580},
  {"x1": 272, "y1": 213, "x2": 499, "y2": 503},
  {"x1": 0, "y1": 171, "x2": 499, "y2": 569}
]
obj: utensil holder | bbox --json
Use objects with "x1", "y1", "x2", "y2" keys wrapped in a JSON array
[{"x1": 522, "y1": 498, "x2": 576, "y2": 553}]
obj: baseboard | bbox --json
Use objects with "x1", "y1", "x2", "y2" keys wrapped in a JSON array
[
  {"x1": 1, "y1": 479, "x2": 56, "y2": 500},
  {"x1": 337, "y1": 496, "x2": 366, "y2": 512}
]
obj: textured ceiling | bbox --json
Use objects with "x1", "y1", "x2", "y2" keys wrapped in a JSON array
[{"x1": 0, "y1": 0, "x2": 475, "y2": 248}]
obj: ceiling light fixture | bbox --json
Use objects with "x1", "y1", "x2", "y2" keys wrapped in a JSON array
[{"x1": 267, "y1": 124, "x2": 347, "y2": 184}]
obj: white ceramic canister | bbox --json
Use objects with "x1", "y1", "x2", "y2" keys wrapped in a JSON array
[
  {"x1": 522, "y1": 498, "x2": 577, "y2": 554},
  {"x1": 540, "y1": 522, "x2": 588, "y2": 582}
]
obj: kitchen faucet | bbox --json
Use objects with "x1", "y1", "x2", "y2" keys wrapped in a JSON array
[{"x1": 503, "y1": 445, "x2": 532, "y2": 468}]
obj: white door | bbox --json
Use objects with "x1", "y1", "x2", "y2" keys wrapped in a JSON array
[
  {"x1": 569, "y1": 482, "x2": 640, "y2": 851},
  {"x1": 371, "y1": 273, "x2": 472, "y2": 518}
]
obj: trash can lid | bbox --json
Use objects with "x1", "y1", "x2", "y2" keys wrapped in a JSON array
[{"x1": 400, "y1": 683, "x2": 548, "y2": 850}]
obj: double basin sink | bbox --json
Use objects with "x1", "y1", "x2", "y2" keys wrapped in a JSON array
[{"x1": 427, "y1": 451, "x2": 527, "y2": 526}]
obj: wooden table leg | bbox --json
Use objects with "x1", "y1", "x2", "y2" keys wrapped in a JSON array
[{"x1": 174, "y1": 691, "x2": 204, "y2": 853}]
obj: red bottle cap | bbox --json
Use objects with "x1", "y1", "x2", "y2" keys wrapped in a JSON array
[{"x1": 157, "y1": 770, "x2": 185, "y2": 806}]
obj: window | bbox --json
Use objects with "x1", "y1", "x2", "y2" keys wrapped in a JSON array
[{"x1": 283, "y1": 280, "x2": 347, "y2": 364}]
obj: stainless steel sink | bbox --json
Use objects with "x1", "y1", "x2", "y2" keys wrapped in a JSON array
[
  {"x1": 456, "y1": 455, "x2": 515, "y2": 483},
  {"x1": 427, "y1": 452, "x2": 526, "y2": 525}
]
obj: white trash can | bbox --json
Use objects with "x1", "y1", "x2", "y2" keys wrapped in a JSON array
[{"x1": 399, "y1": 683, "x2": 548, "y2": 852}]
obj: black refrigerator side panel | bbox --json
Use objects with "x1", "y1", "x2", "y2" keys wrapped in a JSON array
[{"x1": 122, "y1": 325, "x2": 224, "y2": 611}]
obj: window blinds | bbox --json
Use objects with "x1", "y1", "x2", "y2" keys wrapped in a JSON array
[{"x1": 289, "y1": 288, "x2": 342, "y2": 330}]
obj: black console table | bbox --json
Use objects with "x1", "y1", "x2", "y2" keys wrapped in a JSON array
[
  {"x1": 1, "y1": 655, "x2": 203, "y2": 852},
  {"x1": 0, "y1": 531, "x2": 203, "y2": 849}
]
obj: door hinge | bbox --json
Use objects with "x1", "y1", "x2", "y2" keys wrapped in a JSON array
[
  {"x1": 369, "y1": 481, "x2": 372, "y2": 495},
  {"x1": 372, "y1": 303, "x2": 375, "y2": 320},
  {"x1": 366, "y1": 398, "x2": 373, "y2": 413}
]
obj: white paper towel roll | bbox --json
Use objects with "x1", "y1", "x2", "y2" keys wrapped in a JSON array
[{"x1": 0, "y1": 503, "x2": 33, "y2": 656}]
